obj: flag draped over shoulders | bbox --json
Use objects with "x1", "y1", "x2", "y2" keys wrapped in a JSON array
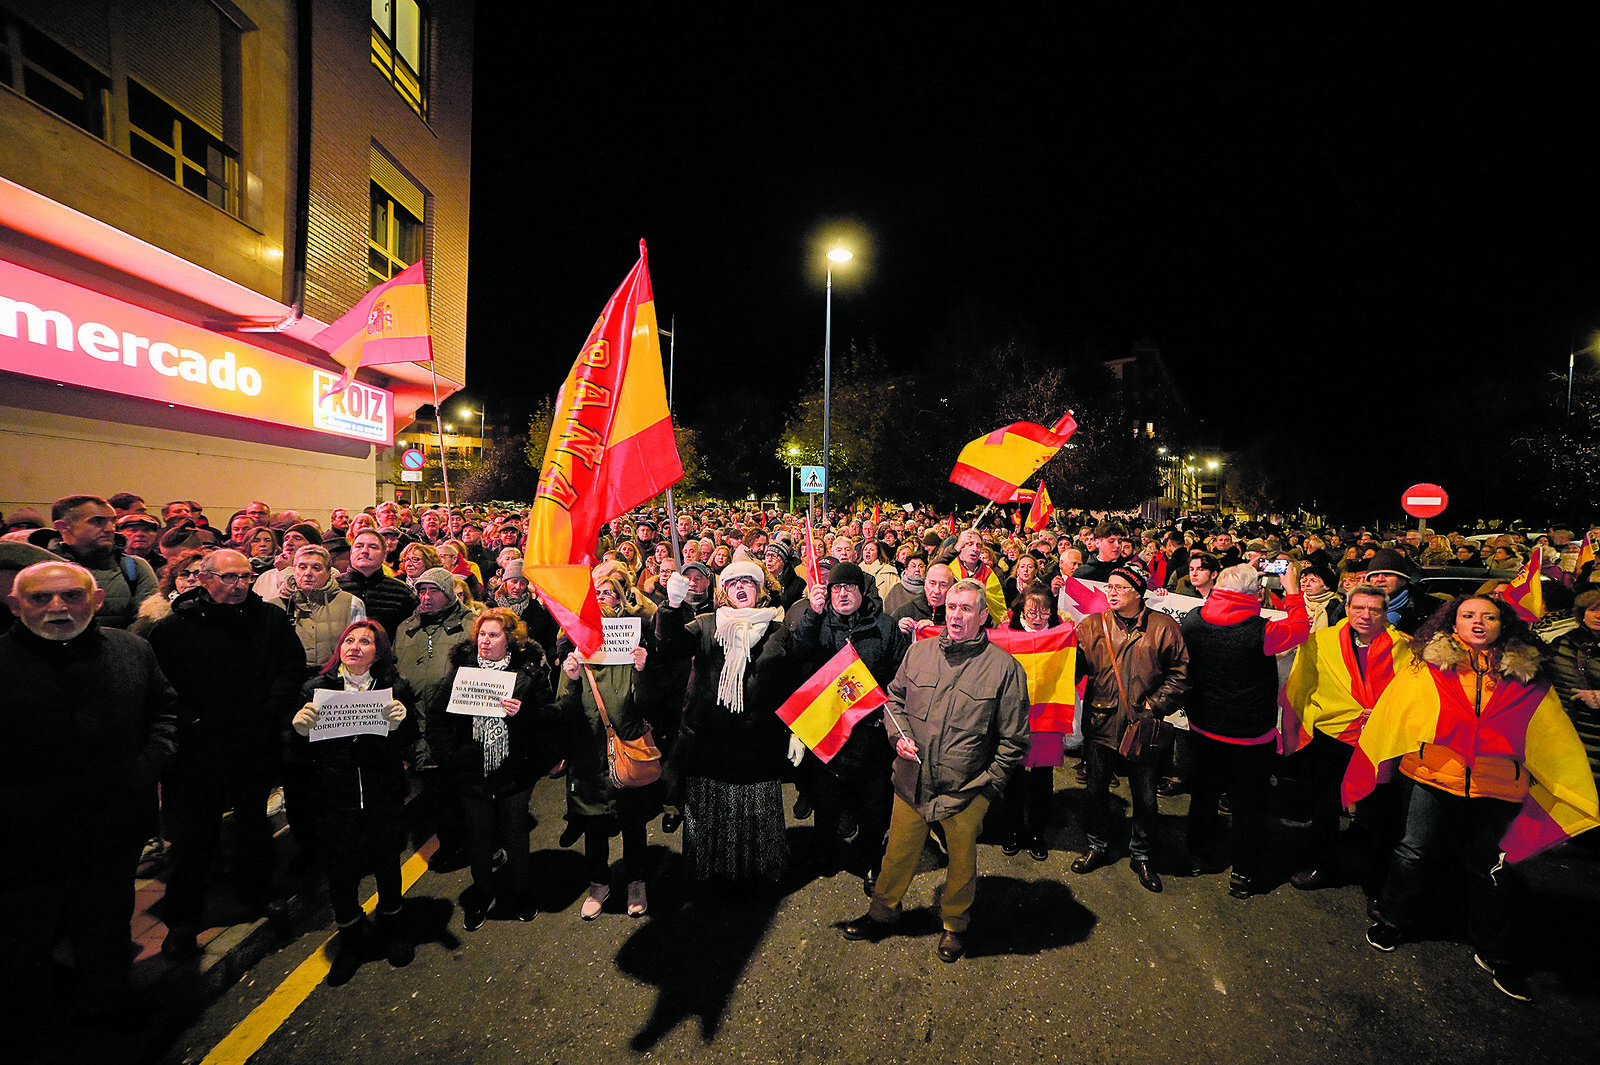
[
  {"x1": 1342, "y1": 657, "x2": 1600, "y2": 861},
  {"x1": 1280, "y1": 620, "x2": 1408, "y2": 755},
  {"x1": 524, "y1": 242, "x2": 681, "y2": 656},
  {"x1": 949, "y1": 412, "x2": 1077, "y2": 502}
]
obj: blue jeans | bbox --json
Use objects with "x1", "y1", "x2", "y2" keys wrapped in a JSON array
[
  {"x1": 1376, "y1": 780, "x2": 1521, "y2": 963},
  {"x1": 1083, "y1": 740, "x2": 1160, "y2": 859}
]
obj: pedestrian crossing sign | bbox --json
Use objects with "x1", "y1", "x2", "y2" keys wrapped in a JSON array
[{"x1": 800, "y1": 465, "x2": 826, "y2": 494}]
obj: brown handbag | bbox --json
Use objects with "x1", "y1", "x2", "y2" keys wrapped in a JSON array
[
  {"x1": 1101, "y1": 614, "x2": 1176, "y2": 765},
  {"x1": 583, "y1": 664, "x2": 662, "y2": 789}
]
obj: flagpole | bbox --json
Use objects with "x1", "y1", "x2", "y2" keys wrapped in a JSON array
[
  {"x1": 662, "y1": 317, "x2": 682, "y2": 567},
  {"x1": 428, "y1": 360, "x2": 451, "y2": 509}
]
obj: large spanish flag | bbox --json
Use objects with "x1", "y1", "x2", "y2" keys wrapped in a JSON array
[
  {"x1": 314, "y1": 258, "x2": 433, "y2": 400},
  {"x1": 776, "y1": 643, "x2": 887, "y2": 762},
  {"x1": 1342, "y1": 660, "x2": 1600, "y2": 861},
  {"x1": 1501, "y1": 545, "x2": 1545, "y2": 624},
  {"x1": 988, "y1": 624, "x2": 1077, "y2": 734},
  {"x1": 1279, "y1": 619, "x2": 1409, "y2": 755},
  {"x1": 1024, "y1": 481, "x2": 1055, "y2": 533},
  {"x1": 949, "y1": 412, "x2": 1077, "y2": 501},
  {"x1": 524, "y1": 242, "x2": 682, "y2": 656}
]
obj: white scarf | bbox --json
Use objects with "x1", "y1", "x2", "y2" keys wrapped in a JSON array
[
  {"x1": 713, "y1": 606, "x2": 781, "y2": 714},
  {"x1": 472, "y1": 655, "x2": 512, "y2": 773}
]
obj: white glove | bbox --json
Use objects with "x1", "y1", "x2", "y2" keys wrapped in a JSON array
[
  {"x1": 787, "y1": 733, "x2": 807, "y2": 767},
  {"x1": 665, "y1": 572, "x2": 689, "y2": 607},
  {"x1": 383, "y1": 699, "x2": 408, "y2": 729},
  {"x1": 292, "y1": 703, "x2": 317, "y2": 736}
]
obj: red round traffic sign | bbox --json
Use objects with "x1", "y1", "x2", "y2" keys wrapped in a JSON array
[
  {"x1": 401, "y1": 447, "x2": 425, "y2": 470},
  {"x1": 1401, "y1": 483, "x2": 1448, "y2": 519}
]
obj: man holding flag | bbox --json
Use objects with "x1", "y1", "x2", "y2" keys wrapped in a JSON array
[
  {"x1": 842, "y1": 579, "x2": 1028, "y2": 963},
  {"x1": 789, "y1": 562, "x2": 910, "y2": 895}
]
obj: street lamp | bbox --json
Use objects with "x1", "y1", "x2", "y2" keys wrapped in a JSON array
[
  {"x1": 788, "y1": 446, "x2": 801, "y2": 512},
  {"x1": 822, "y1": 247, "x2": 852, "y2": 520},
  {"x1": 458, "y1": 404, "x2": 486, "y2": 462}
]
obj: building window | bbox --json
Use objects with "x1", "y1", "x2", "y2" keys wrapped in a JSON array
[
  {"x1": 0, "y1": 14, "x2": 109, "y2": 138},
  {"x1": 370, "y1": 0, "x2": 426, "y2": 118},
  {"x1": 369, "y1": 180, "x2": 424, "y2": 286},
  {"x1": 127, "y1": 79, "x2": 237, "y2": 212}
]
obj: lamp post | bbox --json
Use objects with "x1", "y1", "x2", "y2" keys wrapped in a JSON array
[
  {"x1": 822, "y1": 247, "x2": 852, "y2": 521},
  {"x1": 458, "y1": 404, "x2": 486, "y2": 464},
  {"x1": 788, "y1": 446, "x2": 801, "y2": 513}
]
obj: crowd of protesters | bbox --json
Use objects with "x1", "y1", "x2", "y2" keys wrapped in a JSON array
[{"x1": 2, "y1": 489, "x2": 1597, "y2": 1040}]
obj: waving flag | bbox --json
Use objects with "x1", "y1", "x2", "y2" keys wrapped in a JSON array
[
  {"x1": 1501, "y1": 546, "x2": 1545, "y2": 624},
  {"x1": 1024, "y1": 481, "x2": 1055, "y2": 533},
  {"x1": 315, "y1": 259, "x2": 433, "y2": 400},
  {"x1": 803, "y1": 519, "x2": 822, "y2": 588},
  {"x1": 1343, "y1": 662, "x2": 1599, "y2": 861},
  {"x1": 776, "y1": 644, "x2": 887, "y2": 762},
  {"x1": 524, "y1": 242, "x2": 682, "y2": 656},
  {"x1": 949, "y1": 411, "x2": 1078, "y2": 501}
]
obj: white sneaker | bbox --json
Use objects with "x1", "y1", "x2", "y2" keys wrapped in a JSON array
[
  {"x1": 626, "y1": 880, "x2": 648, "y2": 917},
  {"x1": 580, "y1": 882, "x2": 610, "y2": 920}
]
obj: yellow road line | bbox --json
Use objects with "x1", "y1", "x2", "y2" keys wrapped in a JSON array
[{"x1": 199, "y1": 847, "x2": 435, "y2": 1065}]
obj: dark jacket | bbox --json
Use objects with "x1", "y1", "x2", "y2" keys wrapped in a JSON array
[
  {"x1": 885, "y1": 630, "x2": 1030, "y2": 820},
  {"x1": 1076, "y1": 607, "x2": 1190, "y2": 750},
  {"x1": 147, "y1": 588, "x2": 305, "y2": 783},
  {"x1": 429, "y1": 642, "x2": 560, "y2": 792},
  {"x1": 656, "y1": 603, "x2": 797, "y2": 784},
  {"x1": 0, "y1": 622, "x2": 180, "y2": 882},
  {"x1": 337, "y1": 566, "x2": 418, "y2": 643},
  {"x1": 558, "y1": 658, "x2": 659, "y2": 819},
  {"x1": 291, "y1": 669, "x2": 414, "y2": 813},
  {"x1": 1181, "y1": 589, "x2": 1308, "y2": 739}
]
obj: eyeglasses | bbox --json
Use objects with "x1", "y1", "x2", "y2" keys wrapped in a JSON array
[
  {"x1": 203, "y1": 571, "x2": 253, "y2": 583},
  {"x1": 178, "y1": 569, "x2": 204, "y2": 580}
]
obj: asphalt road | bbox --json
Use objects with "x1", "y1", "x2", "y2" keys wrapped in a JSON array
[{"x1": 155, "y1": 772, "x2": 1600, "y2": 1065}]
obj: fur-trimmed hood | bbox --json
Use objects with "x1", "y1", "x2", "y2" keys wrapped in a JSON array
[{"x1": 1420, "y1": 632, "x2": 1542, "y2": 684}]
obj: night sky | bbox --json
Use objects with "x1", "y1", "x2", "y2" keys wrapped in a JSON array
[{"x1": 465, "y1": 9, "x2": 1600, "y2": 512}]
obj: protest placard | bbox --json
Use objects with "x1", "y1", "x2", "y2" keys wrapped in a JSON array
[
  {"x1": 579, "y1": 616, "x2": 642, "y2": 666},
  {"x1": 446, "y1": 666, "x2": 517, "y2": 717},
  {"x1": 311, "y1": 687, "x2": 393, "y2": 741}
]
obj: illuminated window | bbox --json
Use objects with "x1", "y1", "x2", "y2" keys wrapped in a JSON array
[
  {"x1": 369, "y1": 180, "x2": 424, "y2": 286},
  {"x1": 0, "y1": 13, "x2": 109, "y2": 138},
  {"x1": 371, "y1": 0, "x2": 427, "y2": 118}
]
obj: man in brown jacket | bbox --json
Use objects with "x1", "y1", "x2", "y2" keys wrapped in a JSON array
[
  {"x1": 842, "y1": 580, "x2": 1029, "y2": 962},
  {"x1": 1072, "y1": 563, "x2": 1190, "y2": 893}
]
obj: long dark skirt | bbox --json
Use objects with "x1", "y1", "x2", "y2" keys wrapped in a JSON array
[{"x1": 682, "y1": 776, "x2": 788, "y2": 881}]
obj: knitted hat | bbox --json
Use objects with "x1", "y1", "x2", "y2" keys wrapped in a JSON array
[
  {"x1": 1365, "y1": 549, "x2": 1412, "y2": 581},
  {"x1": 286, "y1": 522, "x2": 323, "y2": 545},
  {"x1": 415, "y1": 567, "x2": 459, "y2": 603},
  {"x1": 827, "y1": 561, "x2": 866, "y2": 590},
  {"x1": 1108, "y1": 563, "x2": 1149, "y2": 596},
  {"x1": 719, "y1": 559, "x2": 765, "y2": 588},
  {"x1": 682, "y1": 561, "x2": 713, "y2": 580}
]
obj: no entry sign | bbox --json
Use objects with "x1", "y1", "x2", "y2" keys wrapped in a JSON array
[{"x1": 1401, "y1": 483, "x2": 1448, "y2": 519}]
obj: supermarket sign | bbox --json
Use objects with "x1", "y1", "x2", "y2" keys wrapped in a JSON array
[{"x1": 0, "y1": 258, "x2": 393, "y2": 445}]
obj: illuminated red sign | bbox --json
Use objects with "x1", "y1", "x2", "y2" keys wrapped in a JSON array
[{"x1": 0, "y1": 258, "x2": 393, "y2": 445}]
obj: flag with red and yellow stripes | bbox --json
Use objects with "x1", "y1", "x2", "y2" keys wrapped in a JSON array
[
  {"x1": 314, "y1": 258, "x2": 433, "y2": 399},
  {"x1": 524, "y1": 242, "x2": 682, "y2": 656},
  {"x1": 1501, "y1": 546, "x2": 1546, "y2": 624},
  {"x1": 949, "y1": 412, "x2": 1078, "y2": 501},
  {"x1": 776, "y1": 644, "x2": 887, "y2": 762},
  {"x1": 988, "y1": 624, "x2": 1077, "y2": 734},
  {"x1": 1024, "y1": 481, "x2": 1055, "y2": 533}
]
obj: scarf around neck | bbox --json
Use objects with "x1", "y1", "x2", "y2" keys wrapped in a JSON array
[
  {"x1": 714, "y1": 606, "x2": 781, "y2": 713},
  {"x1": 473, "y1": 654, "x2": 512, "y2": 773}
]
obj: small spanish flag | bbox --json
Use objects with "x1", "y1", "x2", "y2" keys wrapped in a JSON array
[
  {"x1": 1501, "y1": 545, "x2": 1545, "y2": 624},
  {"x1": 803, "y1": 518, "x2": 823, "y2": 589},
  {"x1": 988, "y1": 624, "x2": 1077, "y2": 734},
  {"x1": 950, "y1": 412, "x2": 1077, "y2": 502},
  {"x1": 1024, "y1": 481, "x2": 1055, "y2": 533},
  {"x1": 314, "y1": 258, "x2": 433, "y2": 400},
  {"x1": 776, "y1": 644, "x2": 887, "y2": 762}
]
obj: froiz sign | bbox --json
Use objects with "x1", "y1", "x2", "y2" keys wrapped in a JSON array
[{"x1": 0, "y1": 258, "x2": 393, "y2": 445}]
